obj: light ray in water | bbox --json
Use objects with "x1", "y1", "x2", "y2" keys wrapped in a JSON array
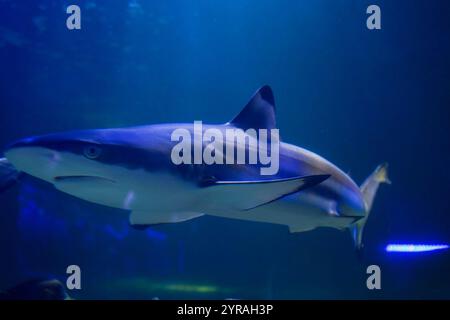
[{"x1": 386, "y1": 244, "x2": 449, "y2": 253}]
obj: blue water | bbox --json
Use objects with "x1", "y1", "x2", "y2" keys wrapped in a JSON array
[{"x1": 0, "y1": 0, "x2": 449, "y2": 299}]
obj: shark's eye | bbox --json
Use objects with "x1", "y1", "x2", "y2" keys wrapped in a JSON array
[{"x1": 83, "y1": 145, "x2": 102, "y2": 159}]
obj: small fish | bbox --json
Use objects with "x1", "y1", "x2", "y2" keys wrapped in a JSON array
[{"x1": 0, "y1": 279, "x2": 70, "y2": 300}]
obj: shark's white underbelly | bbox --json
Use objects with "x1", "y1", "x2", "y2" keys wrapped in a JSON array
[{"x1": 54, "y1": 166, "x2": 352, "y2": 232}]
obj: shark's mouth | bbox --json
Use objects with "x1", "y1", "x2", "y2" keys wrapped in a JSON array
[{"x1": 53, "y1": 175, "x2": 116, "y2": 183}]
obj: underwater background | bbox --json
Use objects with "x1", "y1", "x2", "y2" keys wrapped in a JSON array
[{"x1": 0, "y1": 0, "x2": 449, "y2": 299}]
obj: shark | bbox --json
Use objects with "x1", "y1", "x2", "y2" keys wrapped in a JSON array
[{"x1": 0, "y1": 86, "x2": 390, "y2": 249}]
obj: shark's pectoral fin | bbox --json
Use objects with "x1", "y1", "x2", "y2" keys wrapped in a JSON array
[
  {"x1": 203, "y1": 174, "x2": 330, "y2": 211},
  {"x1": 129, "y1": 210, "x2": 204, "y2": 228}
]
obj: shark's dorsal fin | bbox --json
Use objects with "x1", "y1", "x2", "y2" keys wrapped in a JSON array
[{"x1": 228, "y1": 85, "x2": 276, "y2": 130}]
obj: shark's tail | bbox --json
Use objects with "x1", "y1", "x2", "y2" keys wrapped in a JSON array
[
  {"x1": 350, "y1": 163, "x2": 391, "y2": 250},
  {"x1": 0, "y1": 157, "x2": 20, "y2": 193}
]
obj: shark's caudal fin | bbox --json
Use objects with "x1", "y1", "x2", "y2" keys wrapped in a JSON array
[
  {"x1": 0, "y1": 157, "x2": 20, "y2": 192},
  {"x1": 350, "y1": 163, "x2": 391, "y2": 249}
]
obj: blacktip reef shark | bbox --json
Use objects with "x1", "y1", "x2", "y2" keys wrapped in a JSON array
[{"x1": 0, "y1": 86, "x2": 390, "y2": 249}]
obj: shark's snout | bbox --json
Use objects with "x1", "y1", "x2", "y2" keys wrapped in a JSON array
[
  {"x1": 5, "y1": 142, "x2": 62, "y2": 183},
  {"x1": 4, "y1": 136, "x2": 40, "y2": 152},
  {"x1": 4, "y1": 133, "x2": 117, "y2": 188}
]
